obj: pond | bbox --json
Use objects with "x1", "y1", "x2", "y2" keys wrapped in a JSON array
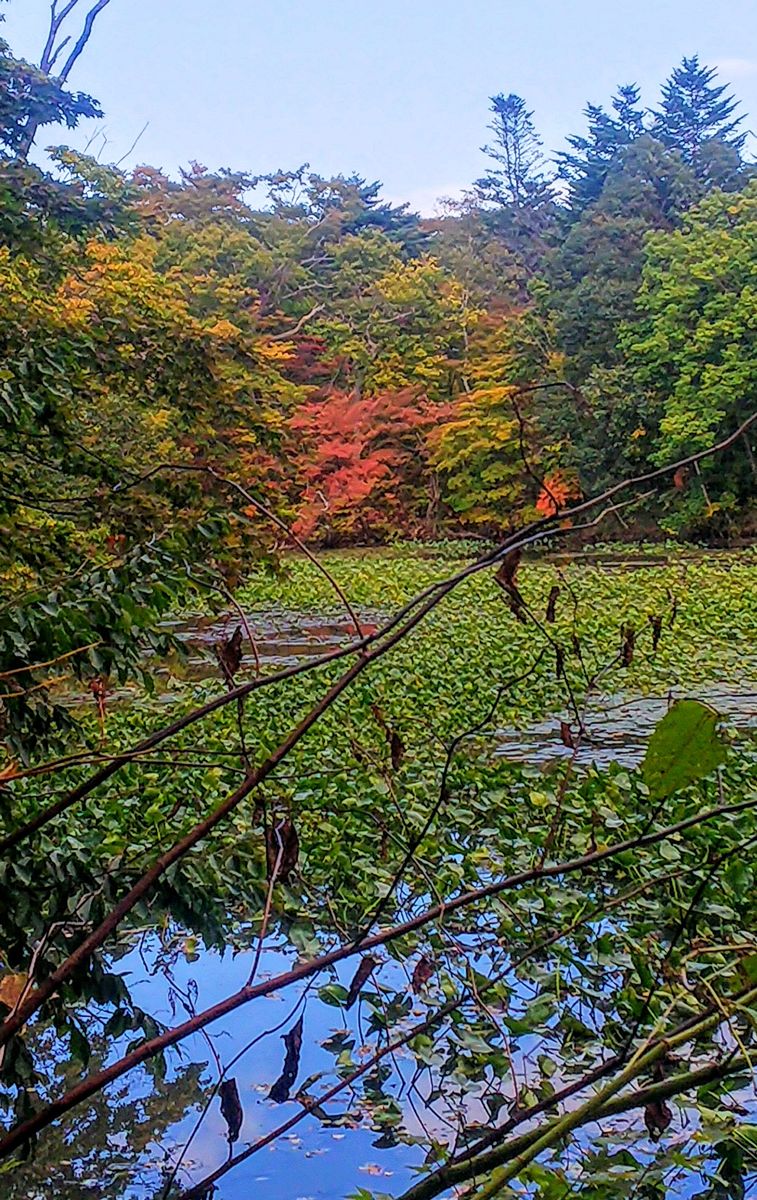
[{"x1": 2, "y1": 548, "x2": 757, "y2": 1199}]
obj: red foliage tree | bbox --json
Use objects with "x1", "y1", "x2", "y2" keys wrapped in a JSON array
[{"x1": 288, "y1": 387, "x2": 449, "y2": 542}]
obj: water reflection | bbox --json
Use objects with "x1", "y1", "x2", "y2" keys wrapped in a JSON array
[{"x1": 494, "y1": 685, "x2": 757, "y2": 770}]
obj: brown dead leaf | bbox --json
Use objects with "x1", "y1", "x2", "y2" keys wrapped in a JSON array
[
  {"x1": 219, "y1": 1077, "x2": 244, "y2": 1144},
  {"x1": 346, "y1": 955, "x2": 379, "y2": 1010},
  {"x1": 559, "y1": 721, "x2": 576, "y2": 750},
  {"x1": 216, "y1": 625, "x2": 243, "y2": 685},
  {"x1": 0, "y1": 972, "x2": 28, "y2": 1011},
  {"x1": 545, "y1": 585, "x2": 560, "y2": 623},
  {"x1": 411, "y1": 956, "x2": 434, "y2": 994},
  {"x1": 266, "y1": 818, "x2": 299, "y2": 883},
  {"x1": 621, "y1": 624, "x2": 635, "y2": 667},
  {"x1": 269, "y1": 1015, "x2": 304, "y2": 1103},
  {"x1": 0, "y1": 760, "x2": 19, "y2": 788},
  {"x1": 648, "y1": 613, "x2": 663, "y2": 652},
  {"x1": 390, "y1": 730, "x2": 405, "y2": 772},
  {"x1": 495, "y1": 548, "x2": 522, "y2": 590},
  {"x1": 644, "y1": 1098, "x2": 673, "y2": 1140}
]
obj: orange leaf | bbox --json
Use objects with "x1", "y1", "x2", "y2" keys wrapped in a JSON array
[{"x1": 0, "y1": 972, "x2": 28, "y2": 1010}]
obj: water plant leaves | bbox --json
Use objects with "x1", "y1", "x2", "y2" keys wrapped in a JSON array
[
  {"x1": 219, "y1": 1077, "x2": 243, "y2": 1143},
  {"x1": 641, "y1": 699, "x2": 727, "y2": 801}
]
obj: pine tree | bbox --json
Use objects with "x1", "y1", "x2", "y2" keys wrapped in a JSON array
[
  {"x1": 473, "y1": 93, "x2": 556, "y2": 283},
  {"x1": 557, "y1": 84, "x2": 646, "y2": 210},
  {"x1": 652, "y1": 56, "x2": 746, "y2": 176},
  {"x1": 475, "y1": 93, "x2": 553, "y2": 210}
]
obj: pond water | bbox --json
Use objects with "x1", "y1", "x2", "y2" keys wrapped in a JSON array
[{"x1": 8, "y1": 551, "x2": 757, "y2": 1198}]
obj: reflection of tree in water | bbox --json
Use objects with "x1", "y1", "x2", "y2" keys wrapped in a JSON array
[{"x1": 2, "y1": 1028, "x2": 206, "y2": 1200}]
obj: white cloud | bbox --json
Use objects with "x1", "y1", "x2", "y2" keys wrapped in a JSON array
[{"x1": 713, "y1": 57, "x2": 757, "y2": 80}]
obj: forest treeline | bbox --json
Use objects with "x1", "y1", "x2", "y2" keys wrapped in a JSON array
[{"x1": 1, "y1": 26, "x2": 756, "y2": 749}]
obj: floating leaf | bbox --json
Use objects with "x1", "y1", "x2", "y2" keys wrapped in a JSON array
[
  {"x1": 318, "y1": 982, "x2": 350, "y2": 1007},
  {"x1": 641, "y1": 700, "x2": 727, "y2": 801}
]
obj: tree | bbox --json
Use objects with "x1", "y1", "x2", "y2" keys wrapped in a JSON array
[
  {"x1": 431, "y1": 305, "x2": 558, "y2": 530},
  {"x1": 558, "y1": 84, "x2": 647, "y2": 210},
  {"x1": 0, "y1": 38, "x2": 101, "y2": 159},
  {"x1": 618, "y1": 180, "x2": 757, "y2": 531},
  {"x1": 652, "y1": 56, "x2": 747, "y2": 182},
  {"x1": 547, "y1": 134, "x2": 697, "y2": 382},
  {"x1": 476, "y1": 93, "x2": 553, "y2": 210},
  {"x1": 16, "y1": 0, "x2": 112, "y2": 159},
  {"x1": 473, "y1": 93, "x2": 557, "y2": 279}
]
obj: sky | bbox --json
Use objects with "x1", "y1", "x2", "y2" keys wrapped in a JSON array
[{"x1": 3, "y1": 0, "x2": 757, "y2": 214}]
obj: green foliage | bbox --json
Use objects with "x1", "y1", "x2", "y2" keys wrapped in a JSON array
[
  {"x1": 1, "y1": 548, "x2": 755, "y2": 1193},
  {"x1": 0, "y1": 39, "x2": 101, "y2": 159},
  {"x1": 642, "y1": 699, "x2": 727, "y2": 800}
]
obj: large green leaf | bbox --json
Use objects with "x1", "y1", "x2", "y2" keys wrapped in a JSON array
[{"x1": 641, "y1": 699, "x2": 727, "y2": 800}]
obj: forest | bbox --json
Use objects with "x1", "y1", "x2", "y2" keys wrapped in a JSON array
[{"x1": 0, "y1": 3, "x2": 756, "y2": 1199}]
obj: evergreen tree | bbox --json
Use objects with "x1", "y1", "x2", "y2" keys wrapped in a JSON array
[
  {"x1": 475, "y1": 93, "x2": 553, "y2": 209},
  {"x1": 547, "y1": 135, "x2": 697, "y2": 382},
  {"x1": 652, "y1": 56, "x2": 746, "y2": 178},
  {"x1": 473, "y1": 93, "x2": 557, "y2": 283},
  {"x1": 558, "y1": 84, "x2": 646, "y2": 210}
]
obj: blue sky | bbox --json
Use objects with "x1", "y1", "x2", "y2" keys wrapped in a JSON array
[{"x1": 4, "y1": 0, "x2": 757, "y2": 213}]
